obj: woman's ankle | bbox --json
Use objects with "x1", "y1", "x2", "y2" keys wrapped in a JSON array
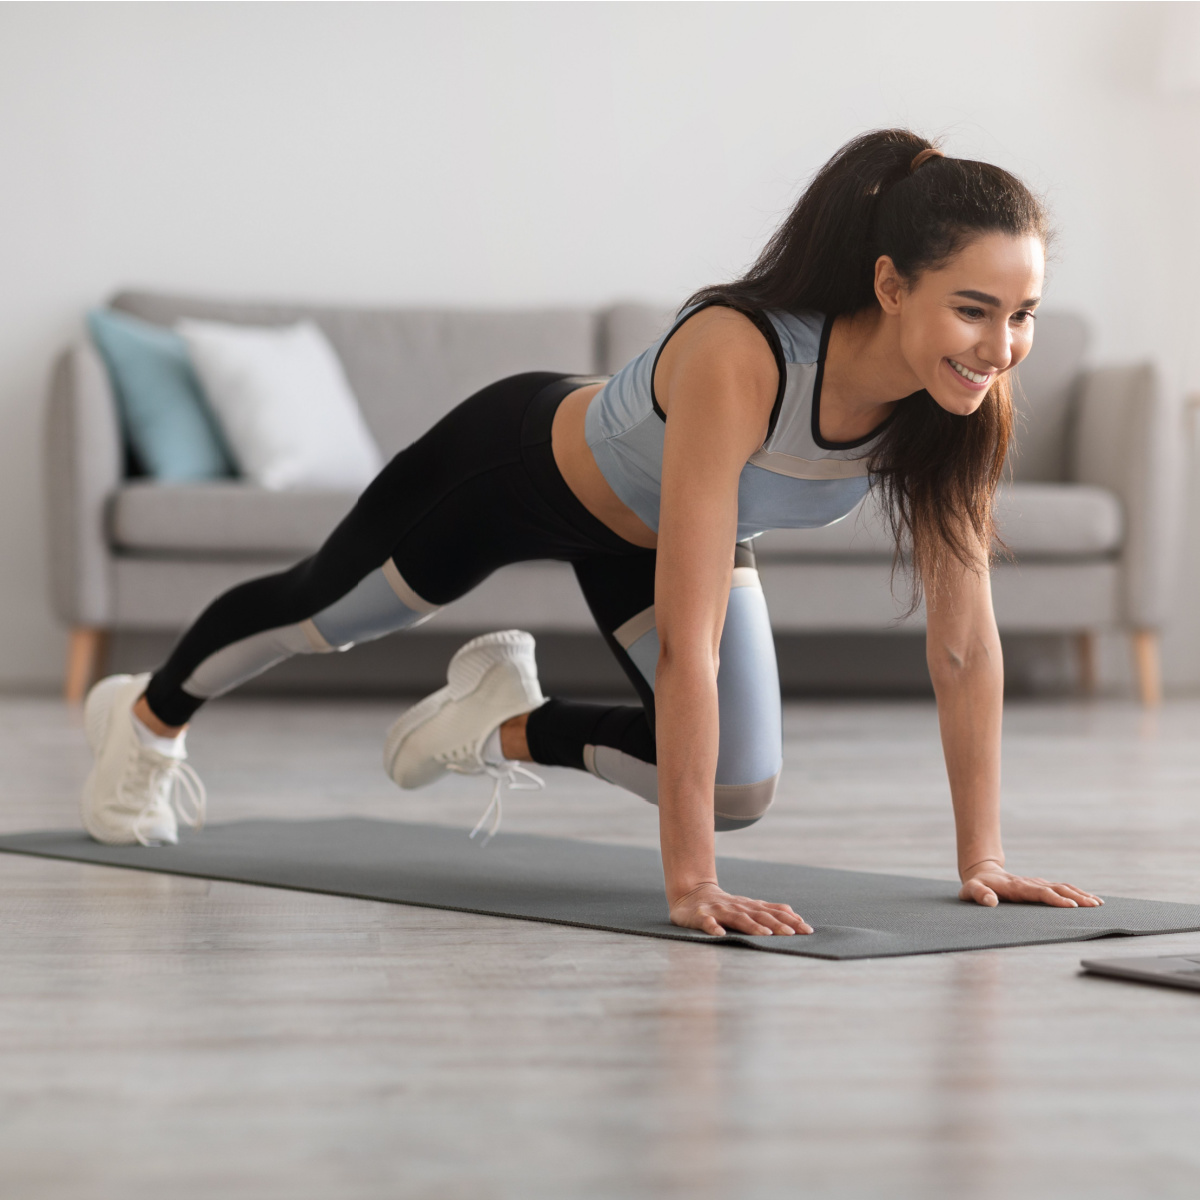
[
  {"x1": 133, "y1": 694, "x2": 186, "y2": 739},
  {"x1": 499, "y1": 713, "x2": 531, "y2": 761}
]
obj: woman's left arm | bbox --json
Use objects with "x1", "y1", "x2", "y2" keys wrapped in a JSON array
[{"x1": 927, "y1": 553, "x2": 1103, "y2": 908}]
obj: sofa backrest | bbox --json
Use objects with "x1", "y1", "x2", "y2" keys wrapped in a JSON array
[
  {"x1": 599, "y1": 303, "x2": 677, "y2": 374},
  {"x1": 110, "y1": 291, "x2": 1090, "y2": 481},
  {"x1": 111, "y1": 291, "x2": 601, "y2": 458}
]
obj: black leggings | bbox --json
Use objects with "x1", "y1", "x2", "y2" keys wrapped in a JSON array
[{"x1": 145, "y1": 374, "x2": 783, "y2": 829}]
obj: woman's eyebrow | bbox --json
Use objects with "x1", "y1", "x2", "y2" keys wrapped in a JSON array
[{"x1": 952, "y1": 289, "x2": 1041, "y2": 308}]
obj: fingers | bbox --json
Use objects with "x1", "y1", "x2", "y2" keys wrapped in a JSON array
[
  {"x1": 732, "y1": 907, "x2": 810, "y2": 935},
  {"x1": 673, "y1": 893, "x2": 814, "y2": 937},
  {"x1": 725, "y1": 896, "x2": 813, "y2": 935},
  {"x1": 766, "y1": 903, "x2": 814, "y2": 929},
  {"x1": 1033, "y1": 882, "x2": 1105, "y2": 908},
  {"x1": 713, "y1": 904, "x2": 794, "y2": 937},
  {"x1": 960, "y1": 878, "x2": 999, "y2": 907},
  {"x1": 1048, "y1": 883, "x2": 1103, "y2": 907},
  {"x1": 725, "y1": 913, "x2": 778, "y2": 937},
  {"x1": 987, "y1": 876, "x2": 1105, "y2": 908},
  {"x1": 999, "y1": 877, "x2": 1076, "y2": 906}
]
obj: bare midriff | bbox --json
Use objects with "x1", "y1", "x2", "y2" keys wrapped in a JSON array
[{"x1": 551, "y1": 384, "x2": 659, "y2": 550}]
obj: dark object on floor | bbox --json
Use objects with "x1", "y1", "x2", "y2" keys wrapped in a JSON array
[
  {"x1": 2, "y1": 819, "x2": 1198, "y2": 960},
  {"x1": 1081, "y1": 954, "x2": 1200, "y2": 991}
]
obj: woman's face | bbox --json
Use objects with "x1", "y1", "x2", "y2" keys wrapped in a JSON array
[{"x1": 878, "y1": 231, "x2": 1045, "y2": 415}]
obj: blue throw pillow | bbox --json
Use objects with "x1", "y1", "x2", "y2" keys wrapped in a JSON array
[{"x1": 87, "y1": 308, "x2": 236, "y2": 481}]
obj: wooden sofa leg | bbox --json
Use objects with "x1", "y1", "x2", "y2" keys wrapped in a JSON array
[
  {"x1": 1075, "y1": 631, "x2": 1097, "y2": 696},
  {"x1": 1131, "y1": 629, "x2": 1162, "y2": 708},
  {"x1": 64, "y1": 627, "x2": 108, "y2": 705}
]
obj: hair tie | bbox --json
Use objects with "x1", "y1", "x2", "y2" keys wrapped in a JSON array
[{"x1": 909, "y1": 147, "x2": 945, "y2": 173}]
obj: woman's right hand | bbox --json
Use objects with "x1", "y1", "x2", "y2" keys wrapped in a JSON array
[{"x1": 669, "y1": 882, "x2": 813, "y2": 937}]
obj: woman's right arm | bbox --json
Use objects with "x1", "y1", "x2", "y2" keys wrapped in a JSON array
[{"x1": 653, "y1": 309, "x2": 812, "y2": 937}]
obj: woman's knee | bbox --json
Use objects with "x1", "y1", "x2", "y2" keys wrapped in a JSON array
[
  {"x1": 713, "y1": 770, "x2": 780, "y2": 831},
  {"x1": 714, "y1": 568, "x2": 783, "y2": 828},
  {"x1": 308, "y1": 561, "x2": 440, "y2": 648}
]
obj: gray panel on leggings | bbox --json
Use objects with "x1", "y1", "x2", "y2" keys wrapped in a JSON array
[
  {"x1": 310, "y1": 567, "x2": 431, "y2": 647},
  {"x1": 183, "y1": 625, "x2": 306, "y2": 699},
  {"x1": 714, "y1": 585, "x2": 782, "y2": 785},
  {"x1": 624, "y1": 589, "x2": 782, "y2": 786},
  {"x1": 2, "y1": 820, "x2": 1198, "y2": 960},
  {"x1": 624, "y1": 627, "x2": 659, "y2": 692}
]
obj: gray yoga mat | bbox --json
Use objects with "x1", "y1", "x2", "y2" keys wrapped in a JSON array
[{"x1": 3, "y1": 818, "x2": 1199, "y2": 959}]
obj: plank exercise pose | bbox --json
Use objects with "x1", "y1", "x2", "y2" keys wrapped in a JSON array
[{"x1": 81, "y1": 129, "x2": 1102, "y2": 935}]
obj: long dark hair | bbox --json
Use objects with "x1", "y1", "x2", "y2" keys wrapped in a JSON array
[{"x1": 687, "y1": 128, "x2": 1049, "y2": 605}]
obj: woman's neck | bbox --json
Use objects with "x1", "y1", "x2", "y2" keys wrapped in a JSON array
[{"x1": 819, "y1": 309, "x2": 921, "y2": 444}]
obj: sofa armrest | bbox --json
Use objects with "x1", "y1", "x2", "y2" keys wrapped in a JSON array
[
  {"x1": 1068, "y1": 363, "x2": 1182, "y2": 628},
  {"x1": 44, "y1": 340, "x2": 122, "y2": 626}
]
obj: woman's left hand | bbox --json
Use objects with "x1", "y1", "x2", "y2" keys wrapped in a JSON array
[{"x1": 959, "y1": 860, "x2": 1103, "y2": 908}]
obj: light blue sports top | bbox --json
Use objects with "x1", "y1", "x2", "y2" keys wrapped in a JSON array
[{"x1": 585, "y1": 303, "x2": 894, "y2": 542}]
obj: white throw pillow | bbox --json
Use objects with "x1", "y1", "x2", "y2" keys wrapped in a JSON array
[{"x1": 177, "y1": 319, "x2": 384, "y2": 491}]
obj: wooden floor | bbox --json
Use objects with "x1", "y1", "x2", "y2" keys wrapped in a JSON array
[{"x1": 3, "y1": 693, "x2": 1200, "y2": 1199}]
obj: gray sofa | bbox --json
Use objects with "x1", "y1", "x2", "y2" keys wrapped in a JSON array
[{"x1": 46, "y1": 290, "x2": 1180, "y2": 704}]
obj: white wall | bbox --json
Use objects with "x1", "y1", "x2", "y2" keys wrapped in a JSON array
[{"x1": 2, "y1": 2, "x2": 1198, "y2": 689}]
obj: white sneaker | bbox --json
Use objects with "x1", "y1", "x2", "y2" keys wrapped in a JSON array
[
  {"x1": 384, "y1": 630, "x2": 546, "y2": 842},
  {"x1": 81, "y1": 673, "x2": 206, "y2": 846}
]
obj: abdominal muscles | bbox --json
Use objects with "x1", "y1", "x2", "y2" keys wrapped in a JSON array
[{"x1": 551, "y1": 384, "x2": 659, "y2": 549}]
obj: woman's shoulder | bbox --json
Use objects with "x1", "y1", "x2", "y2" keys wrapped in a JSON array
[
  {"x1": 653, "y1": 305, "x2": 780, "y2": 425},
  {"x1": 663, "y1": 304, "x2": 779, "y2": 381},
  {"x1": 671, "y1": 303, "x2": 826, "y2": 369}
]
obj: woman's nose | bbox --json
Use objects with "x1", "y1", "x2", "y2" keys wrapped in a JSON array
[{"x1": 979, "y1": 322, "x2": 1013, "y2": 371}]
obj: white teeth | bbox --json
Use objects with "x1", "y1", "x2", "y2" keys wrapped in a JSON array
[{"x1": 949, "y1": 359, "x2": 989, "y2": 385}]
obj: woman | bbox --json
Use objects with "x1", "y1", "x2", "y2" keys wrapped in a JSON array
[{"x1": 81, "y1": 129, "x2": 1102, "y2": 937}]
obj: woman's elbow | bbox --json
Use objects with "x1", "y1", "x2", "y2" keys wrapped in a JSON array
[
  {"x1": 926, "y1": 631, "x2": 1001, "y2": 686},
  {"x1": 656, "y1": 634, "x2": 720, "y2": 683}
]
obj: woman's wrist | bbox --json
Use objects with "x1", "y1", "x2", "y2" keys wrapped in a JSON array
[
  {"x1": 959, "y1": 856, "x2": 1005, "y2": 882},
  {"x1": 665, "y1": 876, "x2": 720, "y2": 907}
]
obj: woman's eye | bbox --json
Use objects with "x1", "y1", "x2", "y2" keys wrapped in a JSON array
[
  {"x1": 957, "y1": 306, "x2": 985, "y2": 320},
  {"x1": 1011, "y1": 310, "x2": 1037, "y2": 325}
]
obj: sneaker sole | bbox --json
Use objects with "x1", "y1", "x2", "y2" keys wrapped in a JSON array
[{"x1": 382, "y1": 685, "x2": 455, "y2": 786}]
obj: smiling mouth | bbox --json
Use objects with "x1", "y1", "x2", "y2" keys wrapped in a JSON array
[{"x1": 948, "y1": 358, "x2": 991, "y2": 386}]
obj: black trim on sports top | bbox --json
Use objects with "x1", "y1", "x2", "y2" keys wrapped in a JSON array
[
  {"x1": 647, "y1": 299, "x2": 788, "y2": 434},
  {"x1": 810, "y1": 314, "x2": 900, "y2": 452}
]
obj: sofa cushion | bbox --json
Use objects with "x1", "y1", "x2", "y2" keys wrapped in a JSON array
[
  {"x1": 87, "y1": 308, "x2": 236, "y2": 481},
  {"x1": 754, "y1": 483, "x2": 1123, "y2": 562},
  {"x1": 177, "y1": 319, "x2": 383, "y2": 490},
  {"x1": 113, "y1": 479, "x2": 1123, "y2": 563},
  {"x1": 111, "y1": 481, "x2": 357, "y2": 556}
]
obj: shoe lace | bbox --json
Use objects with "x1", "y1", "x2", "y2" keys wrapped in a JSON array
[
  {"x1": 123, "y1": 749, "x2": 207, "y2": 847},
  {"x1": 445, "y1": 759, "x2": 544, "y2": 846}
]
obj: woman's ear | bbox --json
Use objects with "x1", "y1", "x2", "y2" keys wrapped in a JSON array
[{"x1": 874, "y1": 255, "x2": 905, "y2": 315}]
